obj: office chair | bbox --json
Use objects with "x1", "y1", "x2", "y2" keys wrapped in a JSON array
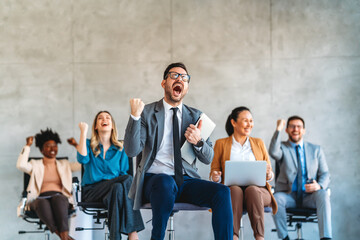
[
  {"x1": 17, "y1": 157, "x2": 76, "y2": 240},
  {"x1": 73, "y1": 176, "x2": 110, "y2": 239},
  {"x1": 141, "y1": 202, "x2": 209, "y2": 240},
  {"x1": 74, "y1": 147, "x2": 134, "y2": 240},
  {"x1": 271, "y1": 161, "x2": 325, "y2": 240},
  {"x1": 135, "y1": 153, "x2": 210, "y2": 240},
  {"x1": 284, "y1": 207, "x2": 318, "y2": 240}
]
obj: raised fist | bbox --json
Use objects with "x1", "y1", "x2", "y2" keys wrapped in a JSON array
[
  {"x1": 130, "y1": 98, "x2": 145, "y2": 117},
  {"x1": 78, "y1": 122, "x2": 88, "y2": 134},
  {"x1": 26, "y1": 136, "x2": 34, "y2": 146},
  {"x1": 276, "y1": 119, "x2": 286, "y2": 131},
  {"x1": 67, "y1": 138, "x2": 78, "y2": 147}
]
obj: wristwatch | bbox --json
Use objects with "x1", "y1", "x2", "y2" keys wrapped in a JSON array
[{"x1": 195, "y1": 138, "x2": 204, "y2": 147}]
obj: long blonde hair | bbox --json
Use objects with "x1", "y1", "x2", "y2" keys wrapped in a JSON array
[{"x1": 90, "y1": 111, "x2": 123, "y2": 157}]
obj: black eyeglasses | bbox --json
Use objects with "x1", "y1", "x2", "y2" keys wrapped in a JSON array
[
  {"x1": 167, "y1": 72, "x2": 191, "y2": 83},
  {"x1": 288, "y1": 124, "x2": 303, "y2": 129}
]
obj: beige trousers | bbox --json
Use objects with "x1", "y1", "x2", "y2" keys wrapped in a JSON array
[{"x1": 230, "y1": 185, "x2": 271, "y2": 239}]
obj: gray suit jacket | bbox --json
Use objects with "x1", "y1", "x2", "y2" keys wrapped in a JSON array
[
  {"x1": 124, "y1": 99, "x2": 214, "y2": 210},
  {"x1": 269, "y1": 130, "x2": 330, "y2": 193}
]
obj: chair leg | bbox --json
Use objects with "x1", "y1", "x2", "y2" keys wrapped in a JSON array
[
  {"x1": 167, "y1": 214, "x2": 175, "y2": 240},
  {"x1": 105, "y1": 220, "x2": 110, "y2": 240},
  {"x1": 239, "y1": 218, "x2": 244, "y2": 240},
  {"x1": 295, "y1": 222, "x2": 304, "y2": 240}
]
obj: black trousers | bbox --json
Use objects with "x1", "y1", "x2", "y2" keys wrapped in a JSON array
[
  {"x1": 83, "y1": 175, "x2": 144, "y2": 240},
  {"x1": 30, "y1": 191, "x2": 70, "y2": 233}
]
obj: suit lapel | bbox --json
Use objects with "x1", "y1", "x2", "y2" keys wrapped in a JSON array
[
  {"x1": 224, "y1": 136, "x2": 232, "y2": 161},
  {"x1": 181, "y1": 105, "x2": 195, "y2": 145},
  {"x1": 154, "y1": 100, "x2": 165, "y2": 149},
  {"x1": 285, "y1": 141, "x2": 298, "y2": 168},
  {"x1": 249, "y1": 137, "x2": 261, "y2": 160}
]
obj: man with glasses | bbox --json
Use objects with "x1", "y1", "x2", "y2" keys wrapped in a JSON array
[
  {"x1": 124, "y1": 62, "x2": 233, "y2": 240},
  {"x1": 269, "y1": 116, "x2": 331, "y2": 240}
]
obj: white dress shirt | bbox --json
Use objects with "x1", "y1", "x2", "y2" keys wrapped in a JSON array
[
  {"x1": 230, "y1": 136, "x2": 256, "y2": 161},
  {"x1": 146, "y1": 100, "x2": 182, "y2": 175}
]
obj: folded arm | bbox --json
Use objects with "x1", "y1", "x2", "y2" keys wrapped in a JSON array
[
  {"x1": 185, "y1": 120, "x2": 214, "y2": 165},
  {"x1": 193, "y1": 138, "x2": 214, "y2": 165}
]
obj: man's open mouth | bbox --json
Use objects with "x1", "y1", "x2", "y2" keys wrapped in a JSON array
[{"x1": 173, "y1": 84, "x2": 183, "y2": 96}]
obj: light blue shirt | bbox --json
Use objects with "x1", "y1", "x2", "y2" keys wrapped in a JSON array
[
  {"x1": 77, "y1": 139, "x2": 129, "y2": 186},
  {"x1": 290, "y1": 141, "x2": 307, "y2": 192}
]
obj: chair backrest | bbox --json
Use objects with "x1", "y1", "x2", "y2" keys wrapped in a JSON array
[
  {"x1": 76, "y1": 145, "x2": 133, "y2": 217},
  {"x1": 22, "y1": 157, "x2": 69, "y2": 198}
]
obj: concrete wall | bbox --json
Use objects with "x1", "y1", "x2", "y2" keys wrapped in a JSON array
[{"x1": 1, "y1": 0, "x2": 359, "y2": 239}]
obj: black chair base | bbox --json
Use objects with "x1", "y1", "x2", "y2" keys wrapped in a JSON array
[
  {"x1": 19, "y1": 225, "x2": 50, "y2": 240},
  {"x1": 272, "y1": 207, "x2": 317, "y2": 240}
]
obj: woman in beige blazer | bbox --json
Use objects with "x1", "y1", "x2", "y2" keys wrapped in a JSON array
[
  {"x1": 17, "y1": 128, "x2": 80, "y2": 240},
  {"x1": 210, "y1": 107, "x2": 277, "y2": 240}
]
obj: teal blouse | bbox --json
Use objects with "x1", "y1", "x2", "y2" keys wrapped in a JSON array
[{"x1": 77, "y1": 139, "x2": 129, "y2": 186}]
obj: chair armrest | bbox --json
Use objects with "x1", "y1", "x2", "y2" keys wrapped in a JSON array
[
  {"x1": 17, "y1": 197, "x2": 27, "y2": 217},
  {"x1": 72, "y1": 177, "x2": 80, "y2": 205}
]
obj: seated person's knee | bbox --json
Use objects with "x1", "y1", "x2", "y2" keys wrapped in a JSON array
[
  {"x1": 314, "y1": 188, "x2": 330, "y2": 201},
  {"x1": 244, "y1": 185, "x2": 259, "y2": 195},
  {"x1": 152, "y1": 174, "x2": 177, "y2": 193}
]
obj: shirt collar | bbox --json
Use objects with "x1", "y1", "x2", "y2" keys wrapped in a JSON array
[
  {"x1": 162, "y1": 99, "x2": 183, "y2": 114},
  {"x1": 289, "y1": 139, "x2": 304, "y2": 149},
  {"x1": 99, "y1": 143, "x2": 118, "y2": 151},
  {"x1": 232, "y1": 135, "x2": 250, "y2": 148}
]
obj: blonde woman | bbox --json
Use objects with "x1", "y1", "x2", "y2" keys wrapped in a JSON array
[
  {"x1": 210, "y1": 107, "x2": 278, "y2": 240},
  {"x1": 76, "y1": 111, "x2": 144, "y2": 240}
]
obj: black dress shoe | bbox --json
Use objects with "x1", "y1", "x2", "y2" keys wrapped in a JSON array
[
  {"x1": 321, "y1": 238, "x2": 331, "y2": 240},
  {"x1": 283, "y1": 236, "x2": 290, "y2": 240}
]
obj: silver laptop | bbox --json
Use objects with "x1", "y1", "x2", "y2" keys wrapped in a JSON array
[{"x1": 224, "y1": 161, "x2": 267, "y2": 187}]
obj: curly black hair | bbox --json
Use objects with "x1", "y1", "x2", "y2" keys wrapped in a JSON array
[{"x1": 34, "y1": 128, "x2": 61, "y2": 151}]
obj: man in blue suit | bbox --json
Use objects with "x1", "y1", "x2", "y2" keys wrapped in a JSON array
[
  {"x1": 124, "y1": 62, "x2": 233, "y2": 240},
  {"x1": 269, "y1": 116, "x2": 331, "y2": 240}
]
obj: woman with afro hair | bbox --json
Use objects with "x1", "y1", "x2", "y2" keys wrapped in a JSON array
[{"x1": 17, "y1": 128, "x2": 81, "y2": 240}]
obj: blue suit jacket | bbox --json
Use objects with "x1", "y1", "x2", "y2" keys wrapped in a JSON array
[
  {"x1": 269, "y1": 130, "x2": 330, "y2": 193},
  {"x1": 124, "y1": 99, "x2": 214, "y2": 210}
]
